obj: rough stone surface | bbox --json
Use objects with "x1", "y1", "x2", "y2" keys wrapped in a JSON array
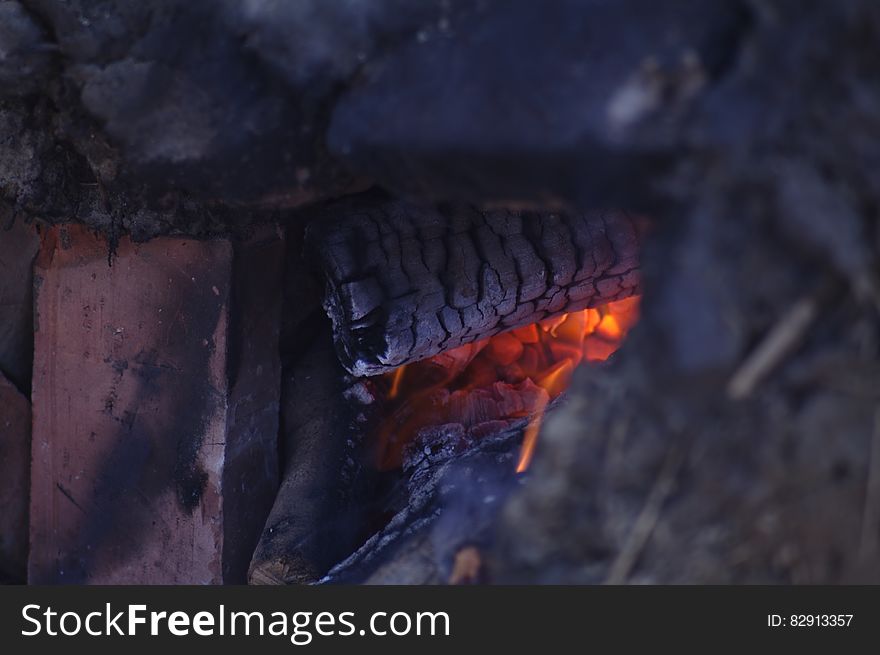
[
  {"x1": 0, "y1": 1, "x2": 53, "y2": 97},
  {"x1": 0, "y1": 0, "x2": 452, "y2": 239},
  {"x1": 29, "y1": 224, "x2": 283, "y2": 584},
  {"x1": 328, "y1": 0, "x2": 750, "y2": 209},
  {"x1": 0, "y1": 371, "x2": 30, "y2": 582}
]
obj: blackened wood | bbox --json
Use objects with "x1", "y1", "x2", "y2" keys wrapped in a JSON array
[
  {"x1": 0, "y1": 219, "x2": 39, "y2": 394},
  {"x1": 307, "y1": 199, "x2": 641, "y2": 376},
  {"x1": 320, "y1": 423, "x2": 523, "y2": 584},
  {"x1": 248, "y1": 332, "x2": 378, "y2": 585},
  {"x1": 221, "y1": 227, "x2": 287, "y2": 582},
  {"x1": 0, "y1": 372, "x2": 30, "y2": 582}
]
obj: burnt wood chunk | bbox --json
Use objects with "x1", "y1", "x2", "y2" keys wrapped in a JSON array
[
  {"x1": 0, "y1": 372, "x2": 30, "y2": 582},
  {"x1": 28, "y1": 225, "x2": 284, "y2": 584},
  {"x1": 249, "y1": 333, "x2": 377, "y2": 585},
  {"x1": 307, "y1": 199, "x2": 641, "y2": 376}
]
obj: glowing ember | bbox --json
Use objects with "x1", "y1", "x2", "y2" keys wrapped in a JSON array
[{"x1": 374, "y1": 296, "x2": 641, "y2": 472}]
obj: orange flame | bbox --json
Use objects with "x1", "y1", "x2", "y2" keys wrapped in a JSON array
[
  {"x1": 388, "y1": 364, "x2": 406, "y2": 399},
  {"x1": 374, "y1": 295, "x2": 640, "y2": 472}
]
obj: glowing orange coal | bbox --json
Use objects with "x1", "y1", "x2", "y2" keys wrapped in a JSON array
[{"x1": 374, "y1": 296, "x2": 640, "y2": 472}]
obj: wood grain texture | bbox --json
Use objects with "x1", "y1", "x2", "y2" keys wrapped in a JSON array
[{"x1": 28, "y1": 225, "x2": 283, "y2": 583}]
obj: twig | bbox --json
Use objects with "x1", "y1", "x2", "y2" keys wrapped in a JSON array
[
  {"x1": 604, "y1": 444, "x2": 684, "y2": 584},
  {"x1": 726, "y1": 285, "x2": 831, "y2": 400},
  {"x1": 859, "y1": 409, "x2": 880, "y2": 563}
]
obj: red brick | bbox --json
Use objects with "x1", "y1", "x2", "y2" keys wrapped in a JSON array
[
  {"x1": 0, "y1": 220, "x2": 39, "y2": 392},
  {"x1": 29, "y1": 225, "x2": 283, "y2": 583},
  {"x1": 0, "y1": 372, "x2": 30, "y2": 581}
]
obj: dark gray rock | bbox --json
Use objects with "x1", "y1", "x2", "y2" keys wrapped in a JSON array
[
  {"x1": 0, "y1": 1, "x2": 54, "y2": 97},
  {"x1": 328, "y1": 0, "x2": 751, "y2": 209},
  {"x1": 0, "y1": 0, "x2": 456, "y2": 239}
]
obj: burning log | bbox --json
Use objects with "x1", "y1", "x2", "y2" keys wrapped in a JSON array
[
  {"x1": 320, "y1": 423, "x2": 523, "y2": 584},
  {"x1": 372, "y1": 297, "x2": 640, "y2": 471},
  {"x1": 306, "y1": 197, "x2": 641, "y2": 377},
  {"x1": 312, "y1": 297, "x2": 641, "y2": 582}
]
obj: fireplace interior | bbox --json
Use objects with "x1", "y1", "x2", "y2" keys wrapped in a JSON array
[
  {"x1": 248, "y1": 193, "x2": 645, "y2": 584},
  {"x1": 1, "y1": 0, "x2": 879, "y2": 586}
]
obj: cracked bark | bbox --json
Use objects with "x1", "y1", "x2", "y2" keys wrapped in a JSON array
[{"x1": 306, "y1": 197, "x2": 641, "y2": 377}]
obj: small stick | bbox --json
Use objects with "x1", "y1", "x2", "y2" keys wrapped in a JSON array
[
  {"x1": 726, "y1": 283, "x2": 834, "y2": 400},
  {"x1": 604, "y1": 444, "x2": 684, "y2": 584}
]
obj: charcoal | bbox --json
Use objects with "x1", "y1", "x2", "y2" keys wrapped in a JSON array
[{"x1": 307, "y1": 196, "x2": 640, "y2": 375}]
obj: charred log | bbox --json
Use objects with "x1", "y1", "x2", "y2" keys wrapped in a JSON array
[
  {"x1": 307, "y1": 198, "x2": 641, "y2": 376},
  {"x1": 320, "y1": 421, "x2": 524, "y2": 584},
  {"x1": 248, "y1": 332, "x2": 379, "y2": 585}
]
